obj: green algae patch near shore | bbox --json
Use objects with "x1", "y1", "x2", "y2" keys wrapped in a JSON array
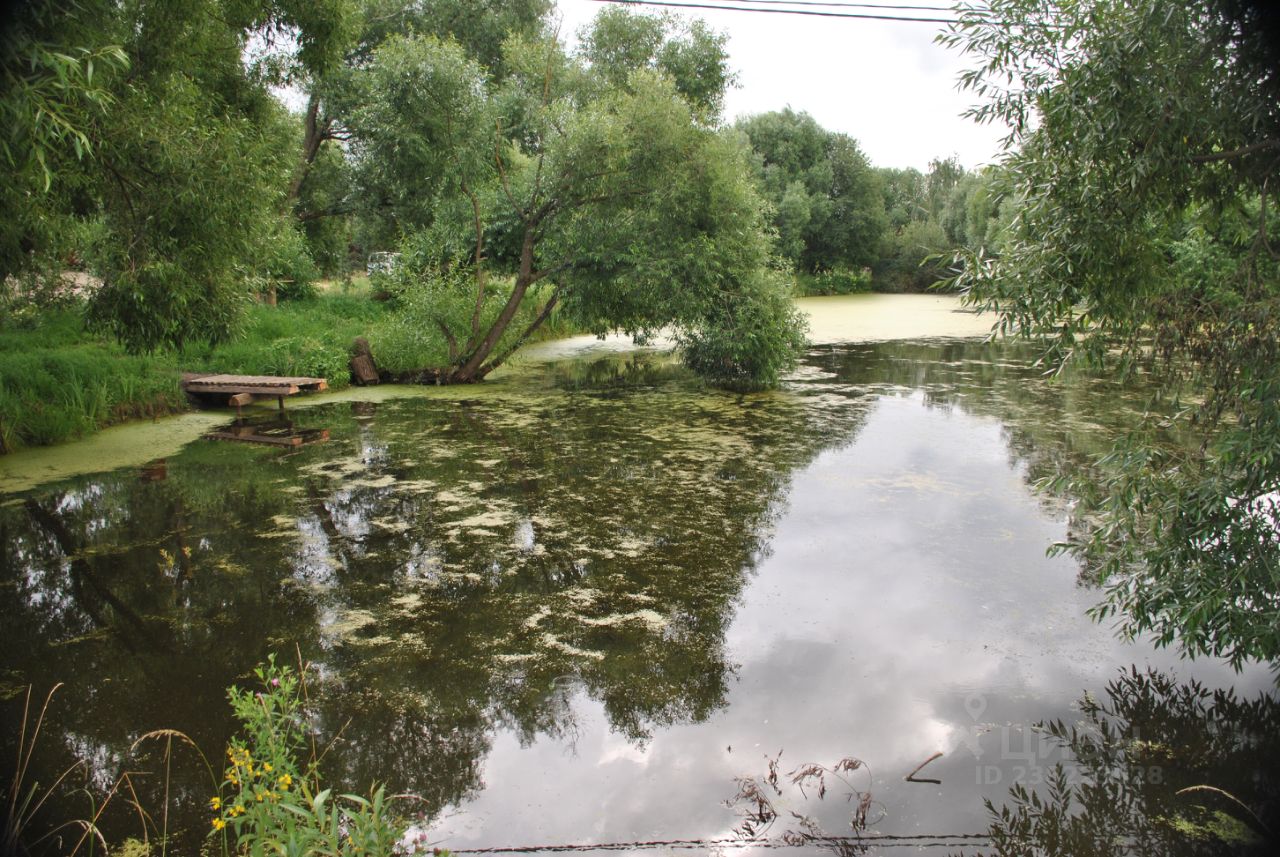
[{"x1": 1, "y1": 295, "x2": 992, "y2": 495}]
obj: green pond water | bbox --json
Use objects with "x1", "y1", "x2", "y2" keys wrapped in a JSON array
[{"x1": 1, "y1": 295, "x2": 1277, "y2": 855}]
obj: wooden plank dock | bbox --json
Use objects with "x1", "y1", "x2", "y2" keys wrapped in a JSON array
[
  {"x1": 181, "y1": 373, "x2": 328, "y2": 413},
  {"x1": 181, "y1": 373, "x2": 328, "y2": 397}
]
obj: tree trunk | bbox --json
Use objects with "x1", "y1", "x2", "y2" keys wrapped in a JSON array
[
  {"x1": 286, "y1": 91, "x2": 327, "y2": 205},
  {"x1": 450, "y1": 228, "x2": 537, "y2": 382}
]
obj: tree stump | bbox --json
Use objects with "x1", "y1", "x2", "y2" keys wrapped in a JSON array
[{"x1": 350, "y1": 337, "x2": 380, "y2": 386}]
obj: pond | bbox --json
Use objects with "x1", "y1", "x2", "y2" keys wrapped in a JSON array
[{"x1": 2, "y1": 295, "x2": 1277, "y2": 855}]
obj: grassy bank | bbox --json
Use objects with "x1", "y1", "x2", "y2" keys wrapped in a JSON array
[
  {"x1": 0, "y1": 294, "x2": 393, "y2": 454},
  {"x1": 0, "y1": 284, "x2": 581, "y2": 454},
  {"x1": 0, "y1": 311, "x2": 187, "y2": 453}
]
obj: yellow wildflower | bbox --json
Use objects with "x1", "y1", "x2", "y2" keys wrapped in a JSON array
[
  {"x1": 209, "y1": 797, "x2": 222, "y2": 810},
  {"x1": 212, "y1": 818, "x2": 226, "y2": 831},
  {"x1": 277, "y1": 774, "x2": 292, "y2": 789},
  {"x1": 263, "y1": 762, "x2": 273, "y2": 772}
]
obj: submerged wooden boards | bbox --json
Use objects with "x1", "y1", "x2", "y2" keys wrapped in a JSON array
[{"x1": 204, "y1": 419, "x2": 330, "y2": 447}]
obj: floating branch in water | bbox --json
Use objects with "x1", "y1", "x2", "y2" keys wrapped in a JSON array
[{"x1": 904, "y1": 751, "x2": 943, "y2": 784}]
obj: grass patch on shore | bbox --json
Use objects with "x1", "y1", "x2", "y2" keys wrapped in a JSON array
[
  {"x1": 0, "y1": 295, "x2": 393, "y2": 453},
  {"x1": 187, "y1": 294, "x2": 392, "y2": 388},
  {"x1": 0, "y1": 286, "x2": 580, "y2": 453},
  {"x1": 0, "y1": 310, "x2": 187, "y2": 452}
]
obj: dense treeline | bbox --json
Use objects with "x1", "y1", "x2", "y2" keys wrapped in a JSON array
[
  {"x1": 2, "y1": 0, "x2": 806, "y2": 395},
  {"x1": 733, "y1": 108, "x2": 1010, "y2": 294},
  {"x1": 2, "y1": 0, "x2": 1001, "y2": 378}
]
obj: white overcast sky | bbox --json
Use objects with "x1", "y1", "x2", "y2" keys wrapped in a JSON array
[{"x1": 552, "y1": 0, "x2": 1007, "y2": 171}]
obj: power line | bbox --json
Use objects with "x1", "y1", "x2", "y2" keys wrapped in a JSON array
[
  {"x1": 445, "y1": 832, "x2": 995, "y2": 853},
  {"x1": 588, "y1": 0, "x2": 961, "y2": 24},
  {"x1": 668, "y1": 0, "x2": 960, "y2": 11}
]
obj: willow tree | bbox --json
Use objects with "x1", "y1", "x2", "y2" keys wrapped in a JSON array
[
  {"x1": 943, "y1": 0, "x2": 1280, "y2": 664},
  {"x1": 1, "y1": 0, "x2": 354, "y2": 350},
  {"x1": 349, "y1": 13, "x2": 805, "y2": 389}
]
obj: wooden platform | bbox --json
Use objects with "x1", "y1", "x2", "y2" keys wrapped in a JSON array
[
  {"x1": 182, "y1": 373, "x2": 328, "y2": 415},
  {"x1": 181, "y1": 373, "x2": 328, "y2": 397}
]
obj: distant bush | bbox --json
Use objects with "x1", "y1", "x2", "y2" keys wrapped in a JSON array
[
  {"x1": 795, "y1": 266, "x2": 872, "y2": 296},
  {"x1": 258, "y1": 222, "x2": 321, "y2": 302}
]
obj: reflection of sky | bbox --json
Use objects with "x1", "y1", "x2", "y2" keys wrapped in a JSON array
[{"x1": 429, "y1": 391, "x2": 1277, "y2": 850}]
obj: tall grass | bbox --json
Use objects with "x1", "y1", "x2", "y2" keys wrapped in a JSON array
[
  {"x1": 3, "y1": 652, "x2": 423, "y2": 856},
  {"x1": 0, "y1": 311, "x2": 186, "y2": 452},
  {"x1": 186, "y1": 295, "x2": 391, "y2": 388}
]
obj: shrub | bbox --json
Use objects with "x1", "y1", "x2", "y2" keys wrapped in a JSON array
[
  {"x1": 679, "y1": 272, "x2": 810, "y2": 392},
  {"x1": 796, "y1": 266, "x2": 872, "y2": 296}
]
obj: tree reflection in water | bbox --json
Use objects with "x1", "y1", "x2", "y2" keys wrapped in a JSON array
[
  {"x1": 978, "y1": 668, "x2": 1280, "y2": 857},
  {"x1": 1, "y1": 341, "x2": 1276, "y2": 854}
]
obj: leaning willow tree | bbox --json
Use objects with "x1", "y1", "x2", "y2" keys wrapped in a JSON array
[
  {"x1": 942, "y1": 0, "x2": 1280, "y2": 665},
  {"x1": 346, "y1": 10, "x2": 807, "y2": 390}
]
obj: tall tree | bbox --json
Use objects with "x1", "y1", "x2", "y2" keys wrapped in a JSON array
[
  {"x1": 1, "y1": 0, "x2": 353, "y2": 349},
  {"x1": 942, "y1": 0, "x2": 1280, "y2": 665},
  {"x1": 0, "y1": 0, "x2": 125, "y2": 292},
  {"x1": 347, "y1": 12, "x2": 805, "y2": 388},
  {"x1": 736, "y1": 108, "x2": 886, "y2": 275},
  {"x1": 286, "y1": 0, "x2": 552, "y2": 236}
]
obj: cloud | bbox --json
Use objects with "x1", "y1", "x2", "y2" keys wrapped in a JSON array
[{"x1": 554, "y1": 0, "x2": 1006, "y2": 169}]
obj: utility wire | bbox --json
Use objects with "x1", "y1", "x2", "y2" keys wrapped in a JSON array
[
  {"x1": 588, "y1": 0, "x2": 961, "y2": 24},
  {"x1": 445, "y1": 832, "x2": 995, "y2": 853},
  {"x1": 667, "y1": 0, "x2": 959, "y2": 11}
]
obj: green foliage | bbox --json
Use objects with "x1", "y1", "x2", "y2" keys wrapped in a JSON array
[
  {"x1": 0, "y1": 310, "x2": 185, "y2": 452},
  {"x1": 579, "y1": 5, "x2": 733, "y2": 122},
  {"x1": 943, "y1": 0, "x2": 1280, "y2": 665},
  {"x1": 794, "y1": 266, "x2": 873, "y2": 297},
  {"x1": 345, "y1": 16, "x2": 806, "y2": 388},
  {"x1": 0, "y1": 293, "x2": 391, "y2": 451},
  {"x1": 736, "y1": 109, "x2": 886, "y2": 274},
  {"x1": 872, "y1": 159, "x2": 1009, "y2": 292},
  {"x1": 1, "y1": 1, "x2": 343, "y2": 354},
  {"x1": 192, "y1": 294, "x2": 390, "y2": 387},
  {"x1": 211, "y1": 656, "x2": 404, "y2": 856},
  {"x1": 259, "y1": 220, "x2": 322, "y2": 302},
  {"x1": 877, "y1": 218, "x2": 952, "y2": 293},
  {"x1": 297, "y1": 145, "x2": 355, "y2": 278},
  {"x1": 86, "y1": 68, "x2": 304, "y2": 351},
  {"x1": 0, "y1": 1, "x2": 127, "y2": 286},
  {"x1": 354, "y1": 0, "x2": 551, "y2": 79},
  {"x1": 678, "y1": 270, "x2": 809, "y2": 391}
]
